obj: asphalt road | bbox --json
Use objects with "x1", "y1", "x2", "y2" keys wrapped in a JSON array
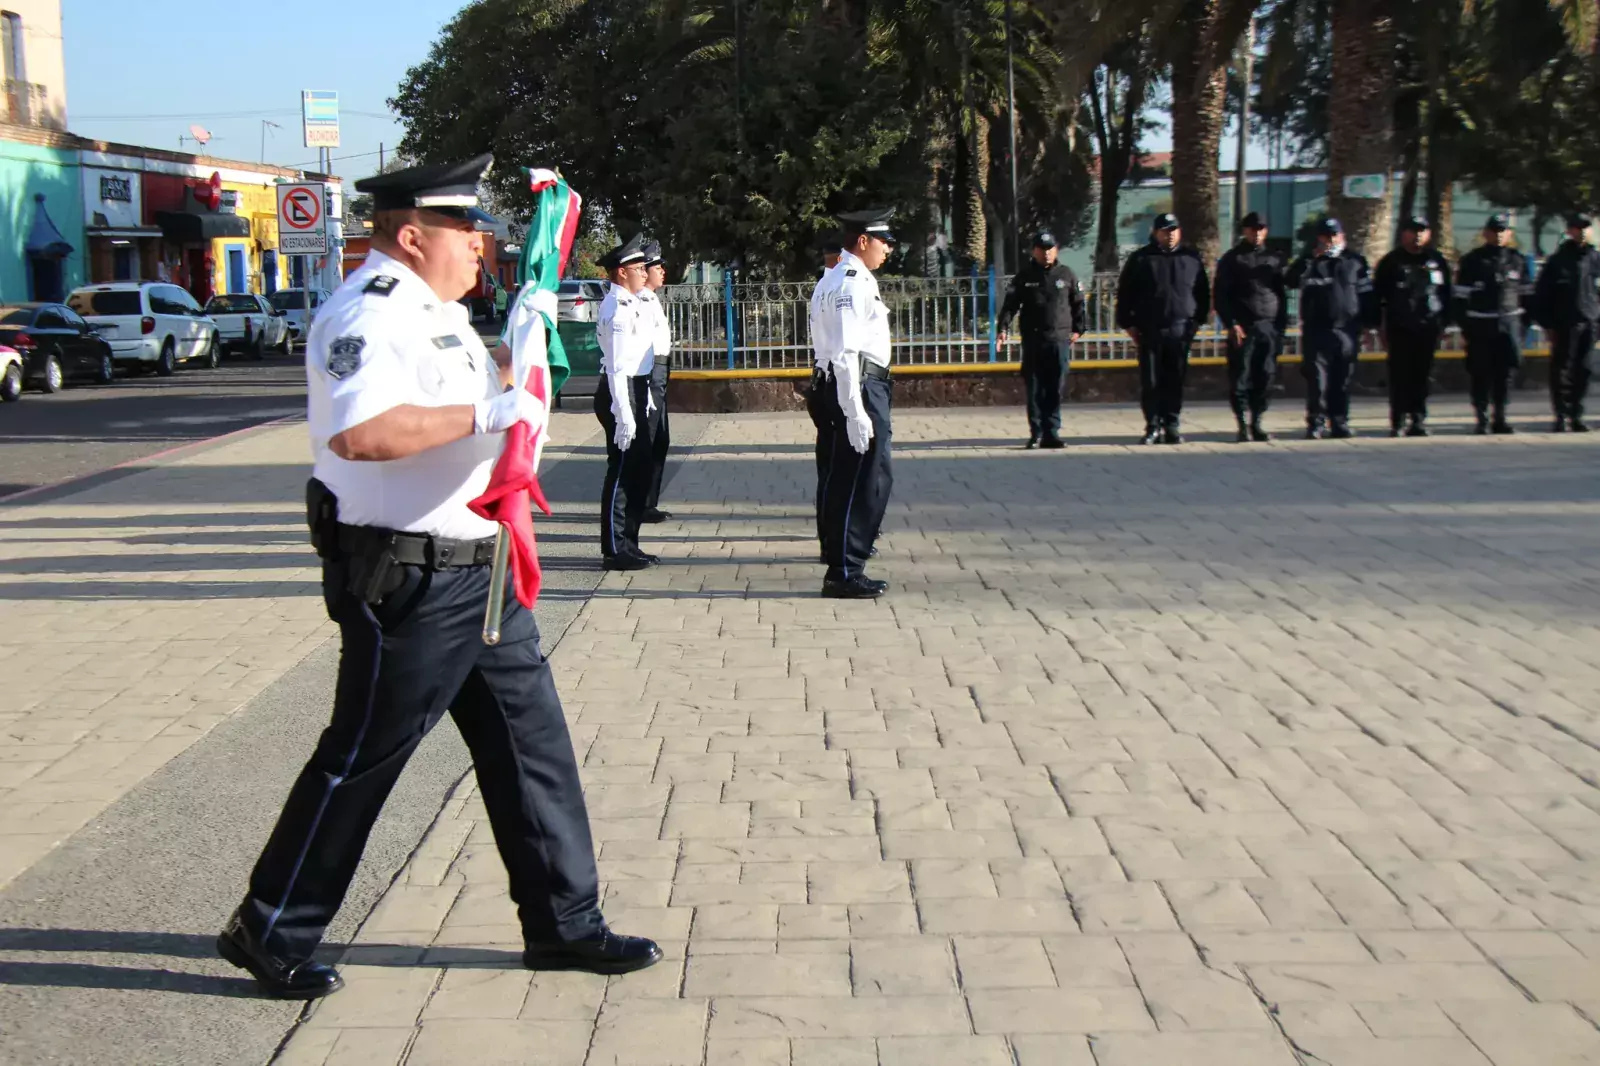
[{"x1": 0, "y1": 355, "x2": 308, "y2": 499}]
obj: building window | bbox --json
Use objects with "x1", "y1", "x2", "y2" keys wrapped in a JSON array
[{"x1": 1, "y1": 12, "x2": 23, "y2": 83}]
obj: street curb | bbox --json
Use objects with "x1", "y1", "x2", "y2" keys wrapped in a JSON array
[{"x1": 0, "y1": 414, "x2": 305, "y2": 509}]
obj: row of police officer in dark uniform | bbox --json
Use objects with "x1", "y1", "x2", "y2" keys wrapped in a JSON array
[{"x1": 1089, "y1": 209, "x2": 1600, "y2": 443}]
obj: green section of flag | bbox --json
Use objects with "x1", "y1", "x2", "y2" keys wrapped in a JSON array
[{"x1": 517, "y1": 175, "x2": 575, "y2": 396}]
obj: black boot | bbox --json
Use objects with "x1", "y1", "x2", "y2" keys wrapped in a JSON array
[
  {"x1": 1573, "y1": 416, "x2": 1590, "y2": 433},
  {"x1": 1474, "y1": 410, "x2": 1490, "y2": 435},
  {"x1": 1328, "y1": 421, "x2": 1355, "y2": 439},
  {"x1": 1405, "y1": 414, "x2": 1428, "y2": 438},
  {"x1": 1140, "y1": 423, "x2": 1161, "y2": 445},
  {"x1": 1305, "y1": 420, "x2": 1325, "y2": 440},
  {"x1": 1249, "y1": 416, "x2": 1270, "y2": 442},
  {"x1": 1235, "y1": 416, "x2": 1250, "y2": 443},
  {"x1": 1389, "y1": 414, "x2": 1405, "y2": 439},
  {"x1": 1491, "y1": 409, "x2": 1515, "y2": 434},
  {"x1": 1553, "y1": 416, "x2": 1569, "y2": 433},
  {"x1": 1161, "y1": 422, "x2": 1183, "y2": 445}
]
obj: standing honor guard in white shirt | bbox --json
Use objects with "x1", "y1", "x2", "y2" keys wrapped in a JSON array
[
  {"x1": 217, "y1": 155, "x2": 660, "y2": 1000},
  {"x1": 639, "y1": 240, "x2": 674, "y2": 523},
  {"x1": 594, "y1": 234, "x2": 660, "y2": 570},
  {"x1": 814, "y1": 208, "x2": 896, "y2": 599}
]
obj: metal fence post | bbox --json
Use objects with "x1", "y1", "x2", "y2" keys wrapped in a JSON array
[
  {"x1": 986, "y1": 264, "x2": 998, "y2": 362},
  {"x1": 723, "y1": 270, "x2": 736, "y2": 371}
]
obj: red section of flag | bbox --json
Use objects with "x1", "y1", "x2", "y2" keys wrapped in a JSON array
[{"x1": 468, "y1": 365, "x2": 552, "y2": 607}]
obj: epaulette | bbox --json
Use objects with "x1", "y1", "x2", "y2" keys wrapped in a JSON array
[{"x1": 364, "y1": 275, "x2": 399, "y2": 296}]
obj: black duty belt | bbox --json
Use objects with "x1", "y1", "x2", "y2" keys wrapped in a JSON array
[
  {"x1": 337, "y1": 524, "x2": 498, "y2": 569},
  {"x1": 813, "y1": 361, "x2": 892, "y2": 382}
]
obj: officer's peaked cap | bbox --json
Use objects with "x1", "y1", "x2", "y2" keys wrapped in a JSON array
[
  {"x1": 1239, "y1": 212, "x2": 1266, "y2": 229},
  {"x1": 1033, "y1": 231, "x2": 1057, "y2": 249},
  {"x1": 1152, "y1": 212, "x2": 1180, "y2": 231},
  {"x1": 642, "y1": 240, "x2": 664, "y2": 267},
  {"x1": 837, "y1": 208, "x2": 897, "y2": 244},
  {"x1": 355, "y1": 153, "x2": 496, "y2": 224},
  {"x1": 1318, "y1": 217, "x2": 1344, "y2": 236},
  {"x1": 1568, "y1": 212, "x2": 1593, "y2": 229},
  {"x1": 1401, "y1": 215, "x2": 1432, "y2": 232},
  {"x1": 1485, "y1": 213, "x2": 1512, "y2": 232},
  {"x1": 599, "y1": 233, "x2": 647, "y2": 271}
]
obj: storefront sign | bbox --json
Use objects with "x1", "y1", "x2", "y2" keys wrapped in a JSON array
[
  {"x1": 302, "y1": 90, "x2": 340, "y2": 148},
  {"x1": 219, "y1": 190, "x2": 239, "y2": 214},
  {"x1": 82, "y1": 168, "x2": 143, "y2": 229}
]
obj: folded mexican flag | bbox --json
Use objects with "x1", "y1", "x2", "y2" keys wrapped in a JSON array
[{"x1": 467, "y1": 169, "x2": 583, "y2": 608}]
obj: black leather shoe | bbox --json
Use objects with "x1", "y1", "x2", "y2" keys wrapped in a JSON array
[
  {"x1": 1553, "y1": 418, "x2": 1569, "y2": 433},
  {"x1": 641, "y1": 508, "x2": 672, "y2": 523},
  {"x1": 1572, "y1": 418, "x2": 1590, "y2": 433},
  {"x1": 1328, "y1": 423, "x2": 1355, "y2": 439},
  {"x1": 1491, "y1": 420, "x2": 1515, "y2": 435},
  {"x1": 1474, "y1": 418, "x2": 1489, "y2": 435},
  {"x1": 1235, "y1": 422, "x2": 1250, "y2": 443},
  {"x1": 823, "y1": 575, "x2": 886, "y2": 599},
  {"x1": 217, "y1": 913, "x2": 343, "y2": 1000},
  {"x1": 868, "y1": 546, "x2": 879, "y2": 558},
  {"x1": 1140, "y1": 427, "x2": 1161, "y2": 445},
  {"x1": 1305, "y1": 424, "x2": 1325, "y2": 440},
  {"x1": 1024, "y1": 436, "x2": 1039, "y2": 449},
  {"x1": 637, "y1": 552, "x2": 661, "y2": 564},
  {"x1": 1039, "y1": 437, "x2": 1065, "y2": 450},
  {"x1": 602, "y1": 552, "x2": 651, "y2": 572},
  {"x1": 1390, "y1": 427, "x2": 1403, "y2": 438},
  {"x1": 1405, "y1": 420, "x2": 1428, "y2": 438},
  {"x1": 523, "y1": 928, "x2": 662, "y2": 975},
  {"x1": 1161, "y1": 426, "x2": 1183, "y2": 445},
  {"x1": 1249, "y1": 421, "x2": 1270, "y2": 442}
]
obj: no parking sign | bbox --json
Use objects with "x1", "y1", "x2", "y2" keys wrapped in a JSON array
[{"x1": 276, "y1": 183, "x2": 328, "y2": 255}]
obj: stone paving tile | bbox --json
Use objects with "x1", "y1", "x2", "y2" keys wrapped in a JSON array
[{"x1": 270, "y1": 402, "x2": 1600, "y2": 1065}]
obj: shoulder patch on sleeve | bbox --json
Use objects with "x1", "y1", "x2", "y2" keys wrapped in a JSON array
[
  {"x1": 363, "y1": 275, "x2": 398, "y2": 296},
  {"x1": 845, "y1": 269, "x2": 858, "y2": 277},
  {"x1": 327, "y1": 336, "x2": 366, "y2": 379}
]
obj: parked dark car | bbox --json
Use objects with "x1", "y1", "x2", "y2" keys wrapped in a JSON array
[{"x1": 0, "y1": 303, "x2": 116, "y2": 392}]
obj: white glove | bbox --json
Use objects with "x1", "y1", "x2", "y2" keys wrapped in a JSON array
[
  {"x1": 646, "y1": 384, "x2": 658, "y2": 415},
  {"x1": 609, "y1": 371, "x2": 637, "y2": 450},
  {"x1": 472, "y1": 389, "x2": 545, "y2": 435},
  {"x1": 834, "y1": 353, "x2": 875, "y2": 454},
  {"x1": 614, "y1": 415, "x2": 636, "y2": 451}
]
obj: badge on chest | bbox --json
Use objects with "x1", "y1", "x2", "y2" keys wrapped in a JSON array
[{"x1": 432, "y1": 334, "x2": 475, "y2": 372}]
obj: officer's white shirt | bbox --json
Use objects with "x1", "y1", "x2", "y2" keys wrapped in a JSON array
[
  {"x1": 830, "y1": 255, "x2": 892, "y2": 370},
  {"x1": 810, "y1": 254, "x2": 848, "y2": 368},
  {"x1": 598, "y1": 283, "x2": 655, "y2": 377},
  {"x1": 307, "y1": 248, "x2": 501, "y2": 541},
  {"x1": 637, "y1": 286, "x2": 672, "y2": 361}
]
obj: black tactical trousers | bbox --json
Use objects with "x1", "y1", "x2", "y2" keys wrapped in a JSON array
[
  {"x1": 1137, "y1": 325, "x2": 1191, "y2": 429},
  {"x1": 1021, "y1": 335, "x2": 1071, "y2": 441},
  {"x1": 595, "y1": 375, "x2": 660, "y2": 557},
  {"x1": 1549, "y1": 322, "x2": 1596, "y2": 420},
  {"x1": 645, "y1": 359, "x2": 672, "y2": 510},
  {"x1": 815, "y1": 371, "x2": 893, "y2": 582},
  {"x1": 806, "y1": 369, "x2": 834, "y2": 557},
  {"x1": 240, "y1": 561, "x2": 603, "y2": 961},
  {"x1": 1226, "y1": 321, "x2": 1279, "y2": 418},
  {"x1": 1302, "y1": 325, "x2": 1358, "y2": 427},
  {"x1": 1385, "y1": 325, "x2": 1439, "y2": 424},
  {"x1": 1465, "y1": 317, "x2": 1522, "y2": 417}
]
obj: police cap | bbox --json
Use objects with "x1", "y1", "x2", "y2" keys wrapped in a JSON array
[
  {"x1": 1484, "y1": 213, "x2": 1512, "y2": 232},
  {"x1": 1033, "y1": 231, "x2": 1057, "y2": 249},
  {"x1": 837, "y1": 208, "x2": 897, "y2": 245},
  {"x1": 1152, "y1": 212, "x2": 1180, "y2": 232},
  {"x1": 1568, "y1": 212, "x2": 1593, "y2": 229},
  {"x1": 642, "y1": 240, "x2": 664, "y2": 268},
  {"x1": 355, "y1": 153, "x2": 496, "y2": 224},
  {"x1": 1401, "y1": 215, "x2": 1432, "y2": 232},
  {"x1": 1239, "y1": 211, "x2": 1266, "y2": 230},
  {"x1": 598, "y1": 233, "x2": 647, "y2": 271},
  {"x1": 1318, "y1": 217, "x2": 1344, "y2": 236}
]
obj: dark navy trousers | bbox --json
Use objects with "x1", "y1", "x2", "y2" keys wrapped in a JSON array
[
  {"x1": 814, "y1": 371, "x2": 893, "y2": 582},
  {"x1": 595, "y1": 375, "x2": 659, "y2": 557},
  {"x1": 646, "y1": 358, "x2": 672, "y2": 510},
  {"x1": 240, "y1": 560, "x2": 603, "y2": 961},
  {"x1": 1302, "y1": 324, "x2": 1359, "y2": 426}
]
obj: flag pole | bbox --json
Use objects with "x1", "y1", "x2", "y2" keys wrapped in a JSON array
[{"x1": 482, "y1": 524, "x2": 510, "y2": 645}]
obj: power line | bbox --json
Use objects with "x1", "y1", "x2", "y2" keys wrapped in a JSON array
[{"x1": 75, "y1": 107, "x2": 398, "y2": 122}]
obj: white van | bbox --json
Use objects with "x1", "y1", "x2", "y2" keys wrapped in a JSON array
[{"x1": 65, "y1": 282, "x2": 219, "y2": 375}]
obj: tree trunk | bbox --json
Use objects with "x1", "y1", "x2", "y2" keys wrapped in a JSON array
[
  {"x1": 1396, "y1": 126, "x2": 1421, "y2": 245},
  {"x1": 1089, "y1": 62, "x2": 1149, "y2": 273},
  {"x1": 1327, "y1": 0, "x2": 1396, "y2": 258},
  {"x1": 955, "y1": 110, "x2": 991, "y2": 270},
  {"x1": 1169, "y1": 1, "x2": 1229, "y2": 267}
]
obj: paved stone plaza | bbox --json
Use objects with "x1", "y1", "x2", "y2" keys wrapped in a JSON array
[{"x1": 4, "y1": 399, "x2": 1600, "y2": 1065}]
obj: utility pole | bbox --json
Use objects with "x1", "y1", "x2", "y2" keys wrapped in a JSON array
[
  {"x1": 1233, "y1": 17, "x2": 1255, "y2": 235},
  {"x1": 260, "y1": 119, "x2": 281, "y2": 163},
  {"x1": 379, "y1": 142, "x2": 384, "y2": 171},
  {"x1": 1005, "y1": 0, "x2": 1019, "y2": 273}
]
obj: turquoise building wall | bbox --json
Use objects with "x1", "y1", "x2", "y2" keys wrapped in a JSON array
[{"x1": 0, "y1": 138, "x2": 84, "y2": 302}]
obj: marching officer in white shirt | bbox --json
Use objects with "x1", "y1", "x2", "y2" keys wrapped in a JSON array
[
  {"x1": 815, "y1": 209, "x2": 896, "y2": 599},
  {"x1": 807, "y1": 236, "x2": 846, "y2": 561},
  {"x1": 218, "y1": 156, "x2": 660, "y2": 999},
  {"x1": 594, "y1": 234, "x2": 659, "y2": 570},
  {"x1": 640, "y1": 241, "x2": 674, "y2": 523}
]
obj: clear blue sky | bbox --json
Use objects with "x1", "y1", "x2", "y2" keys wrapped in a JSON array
[{"x1": 63, "y1": 0, "x2": 465, "y2": 181}]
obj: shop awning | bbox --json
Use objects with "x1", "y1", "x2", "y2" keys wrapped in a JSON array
[
  {"x1": 155, "y1": 210, "x2": 251, "y2": 242},
  {"x1": 86, "y1": 226, "x2": 165, "y2": 239},
  {"x1": 25, "y1": 194, "x2": 73, "y2": 258}
]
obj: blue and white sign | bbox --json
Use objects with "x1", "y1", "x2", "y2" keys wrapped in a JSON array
[{"x1": 302, "y1": 90, "x2": 340, "y2": 149}]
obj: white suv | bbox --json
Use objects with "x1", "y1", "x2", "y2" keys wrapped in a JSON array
[{"x1": 66, "y1": 282, "x2": 220, "y2": 376}]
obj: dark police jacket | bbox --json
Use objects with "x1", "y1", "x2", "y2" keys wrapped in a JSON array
[
  {"x1": 1213, "y1": 241, "x2": 1288, "y2": 333},
  {"x1": 1374, "y1": 246, "x2": 1452, "y2": 331},
  {"x1": 1455, "y1": 245, "x2": 1531, "y2": 322},
  {"x1": 1115, "y1": 243, "x2": 1210, "y2": 332},
  {"x1": 1286, "y1": 249, "x2": 1374, "y2": 331},
  {"x1": 1534, "y1": 239, "x2": 1600, "y2": 329},
  {"x1": 999, "y1": 260, "x2": 1087, "y2": 341}
]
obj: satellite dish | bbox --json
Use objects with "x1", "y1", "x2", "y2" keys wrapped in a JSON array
[{"x1": 189, "y1": 124, "x2": 212, "y2": 146}]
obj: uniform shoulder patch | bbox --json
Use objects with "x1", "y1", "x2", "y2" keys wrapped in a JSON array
[
  {"x1": 845, "y1": 269, "x2": 858, "y2": 277},
  {"x1": 363, "y1": 275, "x2": 399, "y2": 296},
  {"x1": 327, "y1": 336, "x2": 366, "y2": 379}
]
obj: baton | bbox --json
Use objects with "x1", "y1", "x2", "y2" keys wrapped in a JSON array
[{"x1": 482, "y1": 524, "x2": 511, "y2": 645}]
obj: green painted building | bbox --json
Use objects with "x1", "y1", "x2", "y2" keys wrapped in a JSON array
[{"x1": 1, "y1": 131, "x2": 85, "y2": 303}]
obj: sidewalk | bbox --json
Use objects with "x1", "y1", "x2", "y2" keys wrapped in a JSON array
[{"x1": 278, "y1": 398, "x2": 1600, "y2": 1066}]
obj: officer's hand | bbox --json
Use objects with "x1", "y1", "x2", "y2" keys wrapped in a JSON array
[
  {"x1": 1071, "y1": 332, "x2": 1082, "y2": 344},
  {"x1": 1126, "y1": 327, "x2": 1141, "y2": 345},
  {"x1": 1231, "y1": 324, "x2": 1245, "y2": 345},
  {"x1": 614, "y1": 419, "x2": 636, "y2": 452},
  {"x1": 473, "y1": 389, "x2": 546, "y2": 435},
  {"x1": 998, "y1": 331, "x2": 1009, "y2": 347},
  {"x1": 846, "y1": 414, "x2": 874, "y2": 455}
]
